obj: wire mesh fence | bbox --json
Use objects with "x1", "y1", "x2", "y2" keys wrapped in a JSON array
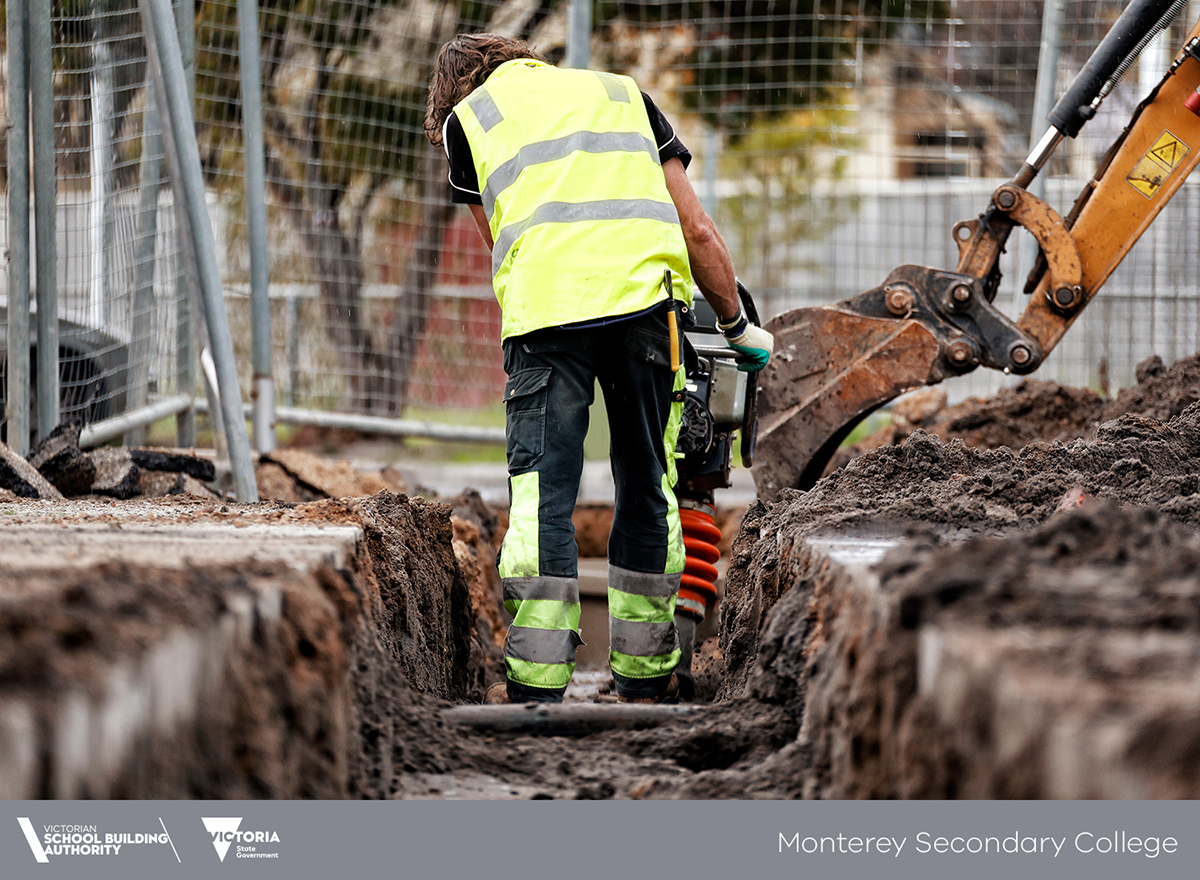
[
  {"x1": 192, "y1": 0, "x2": 1200, "y2": 425},
  {"x1": 5, "y1": 0, "x2": 1200, "y2": 451},
  {"x1": 1, "y1": 0, "x2": 191, "y2": 449},
  {"x1": 195, "y1": 0, "x2": 484, "y2": 418}
]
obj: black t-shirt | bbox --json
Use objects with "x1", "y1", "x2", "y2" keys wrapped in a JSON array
[{"x1": 443, "y1": 91, "x2": 691, "y2": 205}]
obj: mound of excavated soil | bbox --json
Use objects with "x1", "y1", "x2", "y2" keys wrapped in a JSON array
[
  {"x1": 721, "y1": 400, "x2": 1200, "y2": 695},
  {"x1": 826, "y1": 353, "x2": 1200, "y2": 478},
  {"x1": 698, "y1": 349, "x2": 1200, "y2": 798},
  {"x1": 722, "y1": 401, "x2": 1200, "y2": 697},
  {"x1": 747, "y1": 504, "x2": 1200, "y2": 798}
]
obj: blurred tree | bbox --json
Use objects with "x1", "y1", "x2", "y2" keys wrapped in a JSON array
[
  {"x1": 192, "y1": 0, "x2": 561, "y2": 415},
  {"x1": 195, "y1": 0, "x2": 444, "y2": 414},
  {"x1": 720, "y1": 105, "x2": 856, "y2": 290},
  {"x1": 597, "y1": 0, "x2": 946, "y2": 135}
]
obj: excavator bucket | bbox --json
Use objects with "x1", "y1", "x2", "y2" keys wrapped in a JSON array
[{"x1": 753, "y1": 306, "x2": 941, "y2": 499}]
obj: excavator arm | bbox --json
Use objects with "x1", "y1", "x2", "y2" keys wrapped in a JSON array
[{"x1": 755, "y1": 0, "x2": 1200, "y2": 498}]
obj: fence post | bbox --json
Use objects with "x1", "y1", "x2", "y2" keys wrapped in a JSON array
[
  {"x1": 89, "y1": 8, "x2": 115, "y2": 334},
  {"x1": 175, "y1": 0, "x2": 198, "y2": 448},
  {"x1": 139, "y1": 0, "x2": 259, "y2": 502},
  {"x1": 126, "y1": 78, "x2": 166, "y2": 447},
  {"x1": 31, "y1": 0, "x2": 59, "y2": 442},
  {"x1": 1008, "y1": 0, "x2": 1066, "y2": 318},
  {"x1": 5, "y1": 0, "x2": 32, "y2": 456},
  {"x1": 1029, "y1": 0, "x2": 1065, "y2": 203},
  {"x1": 285, "y1": 293, "x2": 300, "y2": 406},
  {"x1": 238, "y1": 0, "x2": 277, "y2": 453},
  {"x1": 565, "y1": 0, "x2": 592, "y2": 69}
]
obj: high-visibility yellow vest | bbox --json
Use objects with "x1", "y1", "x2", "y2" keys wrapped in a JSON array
[{"x1": 454, "y1": 60, "x2": 693, "y2": 340}]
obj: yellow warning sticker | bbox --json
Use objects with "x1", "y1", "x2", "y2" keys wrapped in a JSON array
[{"x1": 1127, "y1": 130, "x2": 1190, "y2": 199}]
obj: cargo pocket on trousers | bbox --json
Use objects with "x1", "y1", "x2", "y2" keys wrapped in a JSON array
[
  {"x1": 624, "y1": 314, "x2": 673, "y2": 369},
  {"x1": 504, "y1": 366, "x2": 552, "y2": 472}
]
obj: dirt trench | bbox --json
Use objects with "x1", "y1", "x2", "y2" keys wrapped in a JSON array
[
  {"x1": 717, "y1": 354, "x2": 1200, "y2": 797},
  {"x1": 3, "y1": 355, "x2": 1200, "y2": 799}
]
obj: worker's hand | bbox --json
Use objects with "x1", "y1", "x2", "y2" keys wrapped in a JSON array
[{"x1": 718, "y1": 307, "x2": 774, "y2": 372}]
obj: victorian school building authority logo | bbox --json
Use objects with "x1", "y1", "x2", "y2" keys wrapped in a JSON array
[{"x1": 16, "y1": 816, "x2": 179, "y2": 863}]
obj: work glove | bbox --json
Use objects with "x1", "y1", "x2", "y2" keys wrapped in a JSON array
[{"x1": 718, "y1": 307, "x2": 774, "y2": 372}]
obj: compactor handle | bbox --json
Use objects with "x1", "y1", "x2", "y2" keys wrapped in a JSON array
[
  {"x1": 736, "y1": 280, "x2": 760, "y2": 468},
  {"x1": 1049, "y1": 0, "x2": 1185, "y2": 137}
]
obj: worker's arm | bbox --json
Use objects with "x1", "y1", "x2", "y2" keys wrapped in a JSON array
[
  {"x1": 468, "y1": 204, "x2": 494, "y2": 251},
  {"x1": 663, "y1": 156, "x2": 773, "y2": 371},
  {"x1": 662, "y1": 157, "x2": 739, "y2": 323}
]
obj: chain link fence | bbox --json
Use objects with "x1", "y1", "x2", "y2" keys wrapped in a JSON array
[
  {"x1": 4, "y1": 0, "x2": 1200, "y2": 452},
  {"x1": 2, "y1": 0, "x2": 192, "y2": 452},
  {"x1": 192, "y1": 0, "x2": 1200, "y2": 424}
]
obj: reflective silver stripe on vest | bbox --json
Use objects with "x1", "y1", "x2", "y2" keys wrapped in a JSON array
[
  {"x1": 596, "y1": 71, "x2": 631, "y2": 103},
  {"x1": 493, "y1": 199, "x2": 680, "y2": 277},
  {"x1": 481, "y1": 130, "x2": 659, "y2": 221},
  {"x1": 467, "y1": 89, "x2": 504, "y2": 132},
  {"x1": 506, "y1": 625, "x2": 581, "y2": 665},
  {"x1": 610, "y1": 618, "x2": 676, "y2": 658},
  {"x1": 502, "y1": 575, "x2": 579, "y2": 603},
  {"x1": 609, "y1": 564, "x2": 679, "y2": 598}
]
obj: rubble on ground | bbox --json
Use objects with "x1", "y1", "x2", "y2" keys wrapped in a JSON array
[
  {"x1": 0, "y1": 423, "x2": 413, "y2": 506},
  {"x1": 258, "y1": 449, "x2": 395, "y2": 499},
  {"x1": 826, "y1": 352, "x2": 1200, "y2": 477},
  {"x1": 1, "y1": 422, "x2": 219, "y2": 502},
  {"x1": 0, "y1": 441, "x2": 63, "y2": 500}
]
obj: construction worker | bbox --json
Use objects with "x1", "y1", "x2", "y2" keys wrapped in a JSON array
[{"x1": 425, "y1": 33, "x2": 773, "y2": 704}]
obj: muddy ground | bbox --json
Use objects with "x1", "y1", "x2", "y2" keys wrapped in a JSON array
[{"x1": 3, "y1": 354, "x2": 1200, "y2": 798}]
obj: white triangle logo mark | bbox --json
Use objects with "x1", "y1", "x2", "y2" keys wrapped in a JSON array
[{"x1": 202, "y1": 817, "x2": 243, "y2": 862}]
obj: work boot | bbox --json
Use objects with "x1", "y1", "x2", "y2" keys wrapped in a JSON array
[
  {"x1": 483, "y1": 682, "x2": 511, "y2": 704},
  {"x1": 673, "y1": 612, "x2": 699, "y2": 701},
  {"x1": 617, "y1": 672, "x2": 681, "y2": 704}
]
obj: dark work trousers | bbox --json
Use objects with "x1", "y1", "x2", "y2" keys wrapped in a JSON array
[{"x1": 498, "y1": 305, "x2": 685, "y2": 702}]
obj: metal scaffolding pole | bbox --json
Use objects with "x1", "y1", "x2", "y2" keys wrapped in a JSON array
[
  {"x1": 5, "y1": 0, "x2": 32, "y2": 456},
  {"x1": 565, "y1": 0, "x2": 592, "y2": 69},
  {"x1": 175, "y1": 0, "x2": 198, "y2": 448},
  {"x1": 194, "y1": 400, "x2": 507, "y2": 444},
  {"x1": 238, "y1": 0, "x2": 277, "y2": 453},
  {"x1": 126, "y1": 78, "x2": 166, "y2": 446},
  {"x1": 1029, "y1": 0, "x2": 1066, "y2": 203},
  {"x1": 81, "y1": 394, "x2": 196, "y2": 448},
  {"x1": 139, "y1": 0, "x2": 259, "y2": 501},
  {"x1": 31, "y1": 0, "x2": 59, "y2": 441}
]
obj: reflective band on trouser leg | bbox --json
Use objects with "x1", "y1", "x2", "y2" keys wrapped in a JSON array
[
  {"x1": 502, "y1": 581, "x2": 581, "y2": 690},
  {"x1": 607, "y1": 565, "x2": 680, "y2": 679},
  {"x1": 675, "y1": 593, "x2": 706, "y2": 619},
  {"x1": 500, "y1": 471, "x2": 540, "y2": 578},
  {"x1": 662, "y1": 367, "x2": 687, "y2": 574},
  {"x1": 500, "y1": 473, "x2": 580, "y2": 690}
]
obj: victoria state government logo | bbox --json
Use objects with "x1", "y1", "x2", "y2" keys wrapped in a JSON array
[{"x1": 202, "y1": 817, "x2": 282, "y2": 862}]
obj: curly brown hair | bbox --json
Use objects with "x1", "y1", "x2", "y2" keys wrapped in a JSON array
[{"x1": 424, "y1": 33, "x2": 546, "y2": 146}]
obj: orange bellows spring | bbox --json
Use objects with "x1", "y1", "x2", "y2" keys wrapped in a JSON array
[{"x1": 676, "y1": 506, "x2": 721, "y2": 621}]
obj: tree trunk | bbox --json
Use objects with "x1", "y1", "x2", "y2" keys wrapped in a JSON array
[
  {"x1": 369, "y1": 148, "x2": 453, "y2": 416},
  {"x1": 303, "y1": 208, "x2": 374, "y2": 411}
]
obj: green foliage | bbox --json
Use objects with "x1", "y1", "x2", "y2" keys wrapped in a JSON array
[
  {"x1": 321, "y1": 72, "x2": 424, "y2": 184},
  {"x1": 195, "y1": 0, "x2": 416, "y2": 195},
  {"x1": 720, "y1": 103, "x2": 858, "y2": 289},
  {"x1": 599, "y1": 0, "x2": 946, "y2": 134},
  {"x1": 452, "y1": 0, "x2": 500, "y2": 32}
]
